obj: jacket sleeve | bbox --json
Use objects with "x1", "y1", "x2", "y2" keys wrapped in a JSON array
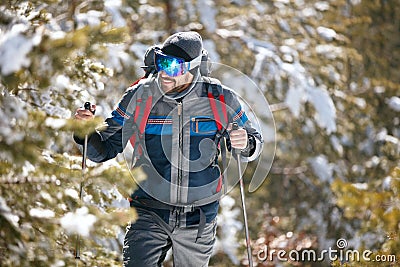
[
  {"x1": 73, "y1": 86, "x2": 138, "y2": 163},
  {"x1": 223, "y1": 87, "x2": 263, "y2": 162}
]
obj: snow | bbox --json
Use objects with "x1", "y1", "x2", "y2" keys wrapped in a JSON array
[
  {"x1": 351, "y1": 183, "x2": 368, "y2": 190},
  {"x1": 315, "y1": 44, "x2": 342, "y2": 59},
  {"x1": 308, "y1": 155, "x2": 334, "y2": 183},
  {"x1": 197, "y1": 0, "x2": 217, "y2": 32},
  {"x1": 60, "y1": 207, "x2": 97, "y2": 237},
  {"x1": 0, "y1": 92, "x2": 28, "y2": 144},
  {"x1": 301, "y1": 7, "x2": 318, "y2": 18},
  {"x1": 29, "y1": 208, "x2": 55, "y2": 218},
  {"x1": 45, "y1": 117, "x2": 67, "y2": 129},
  {"x1": 216, "y1": 29, "x2": 244, "y2": 39},
  {"x1": 317, "y1": 26, "x2": 337, "y2": 41},
  {"x1": 48, "y1": 31, "x2": 66, "y2": 40},
  {"x1": 75, "y1": 10, "x2": 103, "y2": 28},
  {"x1": 54, "y1": 75, "x2": 81, "y2": 92},
  {"x1": 42, "y1": 104, "x2": 72, "y2": 118},
  {"x1": 350, "y1": 0, "x2": 362, "y2": 5},
  {"x1": 244, "y1": 33, "x2": 337, "y2": 135},
  {"x1": 22, "y1": 161, "x2": 35, "y2": 177},
  {"x1": 203, "y1": 39, "x2": 220, "y2": 63},
  {"x1": 307, "y1": 86, "x2": 337, "y2": 134},
  {"x1": 330, "y1": 135, "x2": 343, "y2": 156},
  {"x1": 65, "y1": 188, "x2": 79, "y2": 199},
  {"x1": 0, "y1": 23, "x2": 41, "y2": 75},
  {"x1": 214, "y1": 195, "x2": 241, "y2": 265},
  {"x1": 251, "y1": 0, "x2": 267, "y2": 13},
  {"x1": 386, "y1": 96, "x2": 400, "y2": 112},
  {"x1": 285, "y1": 84, "x2": 306, "y2": 118},
  {"x1": 282, "y1": 63, "x2": 336, "y2": 133},
  {"x1": 105, "y1": 0, "x2": 126, "y2": 28},
  {"x1": 101, "y1": 187, "x2": 130, "y2": 209},
  {"x1": 50, "y1": 260, "x2": 65, "y2": 267},
  {"x1": 0, "y1": 197, "x2": 20, "y2": 227},
  {"x1": 315, "y1": 1, "x2": 330, "y2": 11},
  {"x1": 106, "y1": 44, "x2": 132, "y2": 73},
  {"x1": 382, "y1": 176, "x2": 392, "y2": 191},
  {"x1": 278, "y1": 18, "x2": 291, "y2": 32},
  {"x1": 138, "y1": 4, "x2": 163, "y2": 16}
]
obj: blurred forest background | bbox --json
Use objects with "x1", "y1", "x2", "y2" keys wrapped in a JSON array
[{"x1": 0, "y1": 0, "x2": 399, "y2": 266}]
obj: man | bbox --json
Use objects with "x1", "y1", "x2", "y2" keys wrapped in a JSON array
[{"x1": 74, "y1": 31, "x2": 262, "y2": 267}]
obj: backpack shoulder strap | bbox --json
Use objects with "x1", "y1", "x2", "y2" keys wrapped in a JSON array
[
  {"x1": 128, "y1": 75, "x2": 156, "y2": 165},
  {"x1": 202, "y1": 76, "x2": 229, "y2": 194},
  {"x1": 202, "y1": 77, "x2": 229, "y2": 131},
  {"x1": 132, "y1": 74, "x2": 156, "y2": 134}
]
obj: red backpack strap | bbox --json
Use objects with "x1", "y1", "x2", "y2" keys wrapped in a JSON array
[
  {"x1": 203, "y1": 77, "x2": 229, "y2": 194},
  {"x1": 204, "y1": 77, "x2": 228, "y2": 131},
  {"x1": 134, "y1": 88, "x2": 153, "y2": 135},
  {"x1": 129, "y1": 76, "x2": 145, "y2": 87},
  {"x1": 128, "y1": 76, "x2": 155, "y2": 165}
]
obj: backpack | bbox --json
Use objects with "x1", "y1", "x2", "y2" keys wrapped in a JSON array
[
  {"x1": 128, "y1": 74, "x2": 229, "y2": 171},
  {"x1": 127, "y1": 49, "x2": 230, "y2": 208},
  {"x1": 128, "y1": 48, "x2": 227, "y2": 167}
]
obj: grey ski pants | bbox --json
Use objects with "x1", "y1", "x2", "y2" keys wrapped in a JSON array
[{"x1": 123, "y1": 208, "x2": 217, "y2": 267}]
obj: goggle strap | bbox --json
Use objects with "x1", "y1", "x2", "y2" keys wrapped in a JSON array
[{"x1": 186, "y1": 54, "x2": 202, "y2": 71}]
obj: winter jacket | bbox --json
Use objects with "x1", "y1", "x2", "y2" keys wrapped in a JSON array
[{"x1": 74, "y1": 74, "x2": 263, "y2": 228}]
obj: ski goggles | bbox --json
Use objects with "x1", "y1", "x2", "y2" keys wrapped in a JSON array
[{"x1": 154, "y1": 49, "x2": 202, "y2": 77}]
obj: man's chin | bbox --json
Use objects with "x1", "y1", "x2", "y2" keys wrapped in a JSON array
[{"x1": 160, "y1": 83, "x2": 172, "y2": 92}]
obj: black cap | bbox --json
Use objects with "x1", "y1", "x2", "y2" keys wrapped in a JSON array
[{"x1": 161, "y1": 31, "x2": 203, "y2": 62}]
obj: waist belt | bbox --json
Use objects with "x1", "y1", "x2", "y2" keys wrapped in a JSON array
[{"x1": 130, "y1": 198, "x2": 206, "y2": 242}]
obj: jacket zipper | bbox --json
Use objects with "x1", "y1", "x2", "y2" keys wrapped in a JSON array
[{"x1": 176, "y1": 102, "x2": 183, "y2": 227}]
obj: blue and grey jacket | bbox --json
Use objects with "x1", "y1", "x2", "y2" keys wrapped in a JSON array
[{"x1": 74, "y1": 75, "x2": 263, "y2": 228}]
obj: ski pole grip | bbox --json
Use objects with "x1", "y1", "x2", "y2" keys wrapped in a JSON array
[
  {"x1": 231, "y1": 122, "x2": 241, "y2": 155},
  {"x1": 84, "y1": 102, "x2": 95, "y2": 115},
  {"x1": 232, "y1": 122, "x2": 239, "y2": 131}
]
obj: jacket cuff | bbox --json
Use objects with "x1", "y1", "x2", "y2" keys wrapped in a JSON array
[
  {"x1": 240, "y1": 134, "x2": 256, "y2": 157},
  {"x1": 240, "y1": 134, "x2": 263, "y2": 162},
  {"x1": 73, "y1": 134, "x2": 85, "y2": 145},
  {"x1": 73, "y1": 132, "x2": 103, "y2": 151}
]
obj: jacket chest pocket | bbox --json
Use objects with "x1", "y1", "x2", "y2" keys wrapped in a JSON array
[{"x1": 191, "y1": 117, "x2": 217, "y2": 135}]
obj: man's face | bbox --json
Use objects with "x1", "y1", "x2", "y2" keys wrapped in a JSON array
[{"x1": 159, "y1": 70, "x2": 194, "y2": 93}]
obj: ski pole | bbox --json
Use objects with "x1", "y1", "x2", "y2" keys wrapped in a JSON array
[
  {"x1": 75, "y1": 102, "x2": 93, "y2": 260},
  {"x1": 232, "y1": 122, "x2": 253, "y2": 267}
]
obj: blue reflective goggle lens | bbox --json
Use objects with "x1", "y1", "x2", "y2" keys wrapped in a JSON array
[{"x1": 154, "y1": 50, "x2": 187, "y2": 77}]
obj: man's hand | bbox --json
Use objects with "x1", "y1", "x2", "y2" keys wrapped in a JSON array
[
  {"x1": 227, "y1": 123, "x2": 248, "y2": 150},
  {"x1": 74, "y1": 104, "x2": 96, "y2": 120}
]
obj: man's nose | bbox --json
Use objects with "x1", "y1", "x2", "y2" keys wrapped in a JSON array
[{"x1": 160, "y1": 71, "x2": 173, "y2": 79}]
